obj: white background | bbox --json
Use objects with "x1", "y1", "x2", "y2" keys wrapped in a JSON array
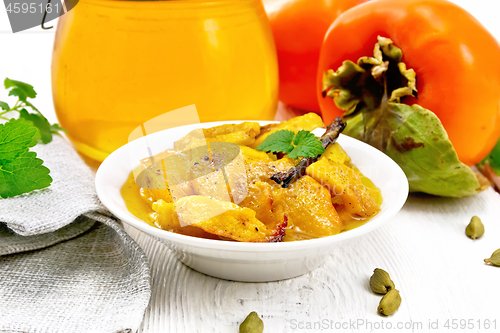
[{"x1": 0, "y1": 0, "x2": 500, "y2": 124}]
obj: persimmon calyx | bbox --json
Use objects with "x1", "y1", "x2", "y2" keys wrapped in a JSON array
[{"x1": 322, "y1": 36, "x2": 417, "y2": 119}]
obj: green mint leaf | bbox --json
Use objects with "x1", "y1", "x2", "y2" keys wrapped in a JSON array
[
  {"x1": 288, "y1": 130, "x2": 325, "y2": 159},
  {"x1": 19, "y1": 109, "x2": 53, "y2": 144},
  {"x1": 0, "y1": 118, "x2": 52, "y2": 198},
  {"x1": 0, "y1": 118, "x2": 37, "y2": 162},
  {"x1": 0, "y1": 79, "x2": 56, "y2": 198},
  {"x1": 0, "y1": 150, "x2": 52, "y2": 198},
  {"x1": 256, "y1": 129, "x2": 295, "y2": 154},
  {"x1": 49, "y1": 123, "x2": 68, "y2": 135},
  {"x1": 0, "y1": 101, "x2": 9, "y2": 111},
  {"x1": 256, "y1": 129, "x2": 324, "y2": 159},
  {"x1": 4, "y1": 78, "x2": 37, "y2": 101},
  {"x1": 24, "y1": 100, "x2": 39, "y2": 112},
  {"x1": 1, "y1": 77, "x2": 66, "y2": 144}
]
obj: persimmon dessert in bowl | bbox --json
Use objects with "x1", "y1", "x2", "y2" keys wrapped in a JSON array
[{"x1": 96, "y1": 113, "x2": 408, "y2": 282}]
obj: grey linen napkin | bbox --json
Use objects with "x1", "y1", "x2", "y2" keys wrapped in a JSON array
[{"x1": 0, "y1": 136, "x2": 151, "y2": 333}]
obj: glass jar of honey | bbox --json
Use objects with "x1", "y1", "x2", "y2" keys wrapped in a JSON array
[{"x1": 52, "y1": 0, "x2": 278, "y2": 162}]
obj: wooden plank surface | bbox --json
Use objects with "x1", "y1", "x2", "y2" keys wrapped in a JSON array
[{"x1": 125, "y1": 187, "x2": 500, "y2": 333}]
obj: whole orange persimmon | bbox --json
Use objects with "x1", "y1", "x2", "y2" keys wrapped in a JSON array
[
  {"x1": 317, "y1": 0, "x2": 500, "y2": 166},
  {"x1": 264, "y1": 0, "x2": 369, "y2": 113}
]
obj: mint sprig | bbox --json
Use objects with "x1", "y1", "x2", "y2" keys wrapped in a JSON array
[
  {"x1": 256, "y1": 129, "x2": 325, "y2": 159},
  {"x1": 0, "y1": 78, "x2": 66, "y2": 144},
  {"x1": 0, "y1": 78, "x2": 63, "y2": 198},
  {"x1": 0, "y1": 118, "x2": 52, "y2": 198}
]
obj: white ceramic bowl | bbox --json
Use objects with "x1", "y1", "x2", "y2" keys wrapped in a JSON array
[{"x1": 96, "y1": 121, "x2": 408, "y2": 282}]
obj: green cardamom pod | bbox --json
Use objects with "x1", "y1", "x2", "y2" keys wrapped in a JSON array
[
  {"x1": 466, "y1": 216, "x2": 484, "y2": 240},
  {"x1": 370, "y1": 268, "x2": 395, "y2": 294},
  {"x1": 239, "y1": 311, "x2": 264, "y2": 333},
  {"x1": 484, "y1": 248, "x2": 500, "y2": 266},
  {"x1": 378, "y1": 289, "x2": 401, "y2": 316}
]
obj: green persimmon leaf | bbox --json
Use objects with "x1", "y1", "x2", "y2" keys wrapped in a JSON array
[
  {"x1": 343, "y1": 112, "x2": 364, "y2": 141},
  {"x1": 0, "y1": 117, "x2": 38, "y2": 162},
  {"x1": 383, "y1": 103, "x2": 481, "y2": 197},
  {"x1": 478, "y1": 137, "x2": 500, "y2": 174},
  {"x1": 4, "y1": 78, "x2": 37, "y2": 101},
  {"x1": 19, "y1": 109, "x2": 52, "y2": 144},
  {"x1": 0, "y1": 150, "x2": 52, "y2": 198},
  {"x1": 0, "y1": 101, "x2": 9, "y2": 111}
]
